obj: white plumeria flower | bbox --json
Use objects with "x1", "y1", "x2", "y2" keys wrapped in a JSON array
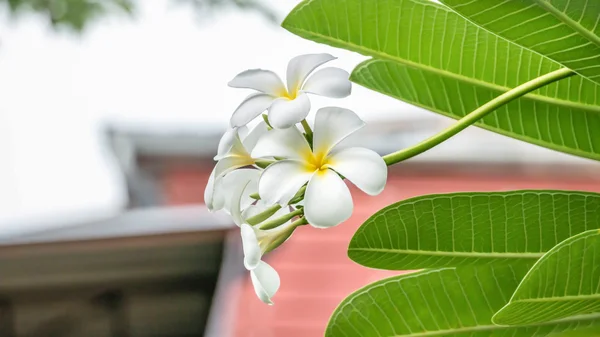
[
  {"x1": 252, "y1": 107, "x2": 388, "y2": 228},
  {"x1": 232, "y1": 192, "x2": 296, "y2": 304},
  {"x1": 204, "y1": 168, "x2": 260, "y2": 214},
  {"x1": 228, "y1": 53, "x2": 352, "y2": 129},
  {"x1": 204, "y1": 122, "x2": 267, "y2": 212}
]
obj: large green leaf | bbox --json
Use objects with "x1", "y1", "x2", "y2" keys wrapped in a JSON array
[
  {"x1": 352, "y1": 60, "x2": 600, "y2": 160},
  {"x1": 282, "y1": 0, "x2": 600, "y2": 161},
  {"x1": 493, "y1": 229, "x2": 600, "y2": 325},
  {"x1": 326, "y1": 265, "x2": 600, "y2": 337},
  {"x1": 440, "y1": 0, "x2": 600, "y2": 85},
  {"x1": 349, "y1": 190, "x2": 600, "y2": 270}
]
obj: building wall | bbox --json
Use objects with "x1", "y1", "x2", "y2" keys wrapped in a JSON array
[{"x1": 160, "y1": 164, "x2": 600, "y2": 337}]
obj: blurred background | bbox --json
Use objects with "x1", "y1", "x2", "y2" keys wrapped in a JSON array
[{"x1": 0, "y1": 0, "x2": 599, "y2": 336}]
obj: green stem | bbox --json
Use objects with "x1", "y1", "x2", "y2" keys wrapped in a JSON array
[
  {"x1": 301, "y1": 119, "x2": 313, "y2": 136},
  {"x1": 382, "y1": 67, "x2": 575, "y2": 166},
  {"x1": 263, "y1": 217, "x2": 308, "y2": 254},
  {"x1": 288, "y1": 185, "x2": 306, "y2": 204},
  {"x1": 301, "y1": 119, "x2": 313, "y2": 145},
  {"x1": 262, "y1": 114, "x2": 273, "y2": 130},
  {"x1": 246, "y1": 204, "x2": 282, "y2": 226},
  {"x1": 259, "y1": 208, "x2": 303, "y2": 230}
]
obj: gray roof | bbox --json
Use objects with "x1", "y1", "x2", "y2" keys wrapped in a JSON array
[{"x1": 0, "y1": 206, "x2": 234, "y2": 247}]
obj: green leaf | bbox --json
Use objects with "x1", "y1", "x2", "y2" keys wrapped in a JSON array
[
  {"x1": 493, "y1": 229, "x2": 600, "y2": 325},
  {"x1": 326, "y1": 265, "x2": 600, "y2": 337},
  {"x1": 352, "y1": 60, "x2": 600, "y2": 160},
  {"x1": 282, "y1": 0, "x2": 600, "y2": 161},
  {"x1": 440, "y1": 0, "x2": 600, "y2": 86},
  {"x1": 550, "y1": 326, "x2": 600, "y2": 336},
  {"x1": 349, "y1": 190, "x2": 600, "y2": 270}
]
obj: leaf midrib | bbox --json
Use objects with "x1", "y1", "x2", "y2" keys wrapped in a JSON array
[
  {"x1": 338, "y1": 313, "x2": 600, "y2": 336},
  {"x1": 513, "y1": 293, "x2": 600, "y2": 303},
  {"x1": 349, "y1": 247, "x2": 544, "y2": 259},
  {"x1": 533, "y1": 0, "x2": 600, "y2": 49},
  {"x1": 284, "y1": 20, "x2": 600, "y2": 114}
]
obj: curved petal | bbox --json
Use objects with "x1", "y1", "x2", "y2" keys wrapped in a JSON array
[
  {"x1": 215, "y1": 126, "x2": 247, "y2": 160},
  {"x1": 241, "y1": 224, "x2": 262, "y2": 270},
  {"x1": 222, "y1": 169, "x2": 260, "y2": 217},
  {"x1": 250, "y1": 261, "x2": 280, "y2": 305},
  {"x1": 214, "y1": 134, "x2": 254, "y2": 178},
  {"x1": 228, "y1": 69, "x2": 286, "y2": 96},
  {"x1": 258, "y1": 160, "x2": 313, "y2": 206},
  {"x1": 213, "y1": 155, "x2": 252, "y2": 179},
  {"x1": 230, "y1": 93, "x2": 275, "y2": 128},
  {"x1": 313, "y1": 107, "x2": 365, "y2": 157},
  {"x1": 286, "y1": 53, "x2": 336, "y2": 95},
  {"x1": 328, "y1": 147, "x2": 387, "y2": 196},
  {"x1": 304, "y1": 169, "x2": 353, "y2": 228},
  {"x1": 251, "y1": 126, "x2": 311, "y2": 160},
  {"x1": 241, "y1": 121, "x2": 269, "y2": 153},
  {"x1": 204, "y1": 168, "x2": 220, "y2": 211},
  {"x1": 302, "y1": 67, "x2": 351, "y2": 98},
  {"x1": 268, "y1": 93, "x2": 311, "y2": 129}
]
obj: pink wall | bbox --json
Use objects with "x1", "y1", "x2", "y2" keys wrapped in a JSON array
[{"x1": 162, "y1": 167, "x2": 600, "y2": 336}]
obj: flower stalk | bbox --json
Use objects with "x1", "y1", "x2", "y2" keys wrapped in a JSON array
[
  {"x1": 301, "y1": 119, "x2": 313, "y2": 145},
  {"x1": 382, "y1": 67, "x2": 576, "y2": 166},
  {"x1": 259, "y1": 208, "x2": 304, "y2": 230},
  {"x1": 263, "y1": 217, "x2": 308, "y2": 254},
  {"x1": 246, "y1": 204, "x2": 282, "y2": 225}
]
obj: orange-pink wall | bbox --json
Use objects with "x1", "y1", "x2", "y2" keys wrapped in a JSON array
[{"x1": 162, "y1": 167, "x2": 600, "y2": 336}]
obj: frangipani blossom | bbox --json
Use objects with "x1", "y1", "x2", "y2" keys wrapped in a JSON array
[
  {"x1": 232, "y1": 192, "x2": 297, "y2": 304},
  {"x1": 252, "y1": 107, "x2": 388, "y2": 228},
  {"x1": 205, "y1": 168, "x2": 260, "y2": 214},
  {"x1": 229, "y1": 53, "x2": 351, "y2": 129},
  {"x1": 204, "y1": 122, "x2": 267, "y2": 212}
]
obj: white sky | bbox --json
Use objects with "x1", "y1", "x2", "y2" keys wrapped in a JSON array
[{"x1": 0, "y1": 0, "x2": 413, "y2": 236}]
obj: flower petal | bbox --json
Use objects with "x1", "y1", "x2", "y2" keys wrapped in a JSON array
[
  {"x1": 328, "y1": 147, "x2": 387, "y2": 195},
  {"x1": 250, "y1": 261, "x2": 280, "y2": 305},
  {"x1": 304, "y1": 169, "x2": 353, "y2": 228},
  {"x1": 302, "y1": 67, "x2": 351, "y2": 98},
  {"x1": 252, "y1": 126, "x2": 311, "y2": 160},
  {"x1": 258, "y1": 160, "x2": 313, "y2": 206},
  {"x1": 241, "y1": 224, "x2": 262, "y2": 270},
  {"x1": 241, "y1": 121, "x2": 269, "y2": 153},
  {"x1": 213, "y1": 155, "x2": 252, "y2": 179},
  {"x1": 204, "y1": 168, "x2": 221, "y2": 211},
  {"x1": 228, "y1": 69, "x2": 286, "y2": 96},
  {"x1": 215, "y1": 126, "x2": 248, "y2": 161},
  {"x1": 286, "y1": 53, "x2": 336, "y2": 95},
  {"x1": 222, "y1": 169, "x2": 260, "y2": 217},
  {"x1": 230, "y1": 93, "x2": 276, "y2": 128},
  {"x1": 313, "y1": 107, "x2": 365, "y2": 157},
  {"x1": 268, "y1": 93, "x2": 311, "y2": 129},
  {"x1": 214, "y1": 134, "x2": 254, "y2": 178}
]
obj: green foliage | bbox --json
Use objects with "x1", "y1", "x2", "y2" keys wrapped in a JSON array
[
  {"x1": 326, "y1": 266, "x2": 600, "y2": 337},
  {"x1": 1, "y1": 0, "x2": 276, "y2": 31},
  {"x1": 282, "y1": 0, "x2": 600, "y2": 335},
  {"x1": 494, "y1": 230, "x2": 600, "y2": 325},
  {"x1": 349, "y1": 191, "x2": 600, "y2": 270},
  {"x1": 282, "y1": 0, "x2": 600, "y2": 161},
  {"x1": 440, "y1": 0, "x2": 600, "y2": 86},
  {"x1": 2, "y1": 0, "x2": 134, "y2": 30}
]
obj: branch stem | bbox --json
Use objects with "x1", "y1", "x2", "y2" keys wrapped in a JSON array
[{"x1": 382, "y1": 68, "x2": 575, "y2": 166}]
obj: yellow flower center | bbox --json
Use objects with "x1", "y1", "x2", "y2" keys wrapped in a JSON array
[
  {"x1": 278, "y1": 86, "x2": 298, "y2": 100},
  {"x1": 305, "y1": 151, "x2": 330, "y2": 175}
]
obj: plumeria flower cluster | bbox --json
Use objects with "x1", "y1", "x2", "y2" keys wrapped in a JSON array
[{"x1": 204, "y1": 54, "x2": 388, "y2": 304}]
